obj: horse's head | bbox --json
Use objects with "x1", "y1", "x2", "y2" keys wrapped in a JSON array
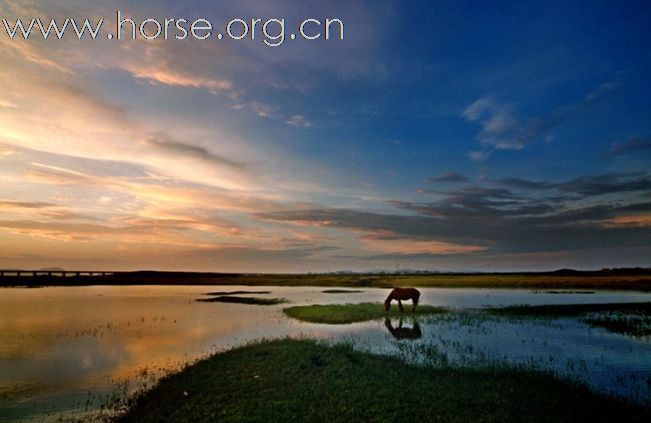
[{"x1": 384, "y1": 297, "x2": 391, "y2": 311}]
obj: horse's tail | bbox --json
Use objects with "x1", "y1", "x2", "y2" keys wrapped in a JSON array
[{"x1": 412, "y1": 289, "x2": 420, "y2": 310}]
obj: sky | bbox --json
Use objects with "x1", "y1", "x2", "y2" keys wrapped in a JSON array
[{"x1": 0, "y1": 0, "x2": 649, "y2": 272}]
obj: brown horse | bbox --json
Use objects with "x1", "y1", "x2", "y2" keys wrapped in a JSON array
[{"x1": 384, "y1": 287, "x2": 420, "y2": 312}]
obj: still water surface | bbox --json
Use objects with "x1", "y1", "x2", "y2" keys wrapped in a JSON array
[{"x1": 0, "y1": 286, "x2": 649, "y2": 421}]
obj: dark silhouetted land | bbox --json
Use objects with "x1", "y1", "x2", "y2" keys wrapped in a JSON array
[{"x1": 1, "y1": 268, "x2": 650, "y2": 290}]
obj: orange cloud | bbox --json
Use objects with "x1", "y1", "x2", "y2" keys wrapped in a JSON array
[
  {"x1": 128, "y1": 67, "x2": 233, "y2": 93},
  {"x1": 606, "y1": 214, "x2": 651, "y2": 227},
  {"x1": 361, "y1": 234, "x2": 486, "y2": 255}
]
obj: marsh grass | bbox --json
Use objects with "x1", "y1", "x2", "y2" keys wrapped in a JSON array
[
  {"x1": 583, "y1": 312, "x2": 651, "y2": 337},
  {"x1": 197, "y1": 296, "x2": 286, "y2": 305},
  {"x1": 488, "y1": 302, "x2": 651, "y2": 337},
  {"x1": 488, "y1": 302, "x2": 651, "y2": 317},
  {"x1": 283, "y1": 302, "x2": 447, "y2": 324},
  {"x1": 118, "y1": 339, "x2": 650, "y2": 423}
]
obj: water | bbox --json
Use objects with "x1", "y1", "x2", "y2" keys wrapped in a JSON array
[{"x1": 0, "y1": 286, "x2": 649, "y2": 421}]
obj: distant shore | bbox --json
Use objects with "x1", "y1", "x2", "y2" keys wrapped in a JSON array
[{"x1": 1, "y1": 268, "x2": 650, "y2": 291}]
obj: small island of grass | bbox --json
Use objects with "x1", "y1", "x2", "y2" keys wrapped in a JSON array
[
  {"x1": 322, "y1": 289, "x2": 364, "y2": 294},
  {"x1": 283, "y1": 302, "x2": 447, "y2": 324},
  {"x1": 204, "y1": 290, "x2": 272, "y2": 296},
  {"x1": 118, "y1": 339, "x2": 649, "y2": 423},
  {"x1": 197, "y1": 296, "x2": 286, "y2": 305}
]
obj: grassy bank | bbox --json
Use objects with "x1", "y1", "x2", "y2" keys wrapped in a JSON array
[
  {"x1": 488, "y1": 302, "x2": 651, "y2": 337},
  {"x1": 283, "y1": 303, "x2": 447, "y2": 324},
  {"x1": 2, "y1": 271, "x2": 650, "y2": 290},
  {"x1": 119, "y1": 339, "x2": 649, "y2": 423}
]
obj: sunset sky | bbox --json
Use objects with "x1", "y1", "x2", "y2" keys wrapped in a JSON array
[{"x1": 0, "y1": 0, "x2": 649, "y2": 272}]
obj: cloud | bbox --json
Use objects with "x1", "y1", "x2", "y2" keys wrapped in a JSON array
[
  {"x1": 249, "y1": 101, "x2": 277, "y2": 118},
  {"x1": 258, "y1": 169, "x2": 651, "y2": 256},
  {"x1": 555, "y1": 173, "x2": 651, "y2": 197},
  {"x1": 38, "y1": 210, "x2": 98, "y2": 221},
  {"x1": 427, "y1": 172, "x2": 468, "y2": 183},
  {"x1": 128, "y1": 66, "x2": 233, "y2": 94},
  {"x1": 584, "y1": 81, "x2": 619, "y2": 102},
  {"x1": 493, "y1": 177, "x2": 553, "y2": 191},
  {"x1": 462, "y1": 97, "x2": 523, "y2": 150},
  {"x1": 141, "y1": 134, "x2": 244, "y2": 171},
  {"x1": 24, "y1": 161, "x2": 274, "y2": 211},
  {"x1": 0, "y1": 99, "x2": 18, "y2": 109},
  {"x1": 495, "y1": 172, "x2": 651, "y2": 197},
  {"x1": 609, "y1": 137, "x2": 651, "y2": 156},
  {"x1": 358, "y1": 230, "x2": 485, "y2": 255},
  {"x1": 0, "y1": 146, "x2": 18, "y2": 157},
  {"x1": 285, "y1": 115, "x2": 313, "y2": 128},
  {"x1": 462, "y1": 82, "x2": 619, "y2": 156},
  {"x1": 0, "y1": 65, "x2": 134, "y2": 164},
  {"x1": 28, "y1": 162, "x2": 99, "y2": 186},
  {"x1": 468, "y1": 150, "x2": 491, "y2": 162},
  {"x1": 0, "y1": 199, "x2": 54, "y2": 209},
  {"x1": 0, "y1": 218, "x2": 191, "y2": 243},
  {"x1": 606, "y1": 214, "x2": 651, "y2": 228}
]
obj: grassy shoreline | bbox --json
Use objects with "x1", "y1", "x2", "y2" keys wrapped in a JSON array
[
  {"x1": 1, "y1": 272, "x2": 650, "y2": 290},
  {"x1": 118, "y1": 339, "x2": 649, "y2": 422}
]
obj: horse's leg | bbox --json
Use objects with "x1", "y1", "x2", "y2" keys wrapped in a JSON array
[
  {"x1": 412, "y1": 296, "x2": 418, "y2": 312},
  {"x1": 398, "y1": 300, "x2": 404, "y2": 312}
]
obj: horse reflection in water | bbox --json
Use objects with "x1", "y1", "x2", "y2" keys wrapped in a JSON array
[
  {"x1": 384, "y1": 287, "x2": 421, "y2": 312},
  {"x1": 384, "y1": 317, "x2": 422, "y2": 340}
]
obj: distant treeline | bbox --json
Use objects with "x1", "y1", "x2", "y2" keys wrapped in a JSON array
[{"x1": 549, "y1": 267, "x2": 651, "y2": 276}]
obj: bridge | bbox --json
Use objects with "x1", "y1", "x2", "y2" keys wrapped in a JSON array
[{"x1": 0, "y1": 270, "x2": 115, "y2": 277}]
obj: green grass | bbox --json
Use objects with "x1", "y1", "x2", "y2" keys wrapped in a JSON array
[
  {"x1": 488, "y1": 302, "x2": 651, "y2": 337},
  {"x1": 283, "y1": 302, "x2": 447, "y2": 324},
  {"x1": 118, "y1": 339, "x2": 649, "y2": 423},
  {"x1": 322, "y1": 289, "x2": 364, "y2": 294},
  {"x1": 197, "y1": 296, "x2": 286, "y2": 305}
]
